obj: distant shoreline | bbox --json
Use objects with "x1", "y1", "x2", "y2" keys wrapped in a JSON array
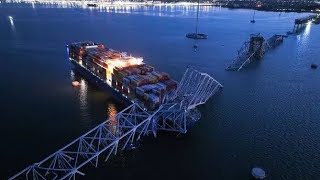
[
  {"x1": 1, "y1": 1, "x2": 214, "y2": 7},
  {"x1": 2, "y1": 0, "x2": 319, "y2": 13},
  {"x1": 219, "y1": 6, "x2": 318, "y2": 13}
]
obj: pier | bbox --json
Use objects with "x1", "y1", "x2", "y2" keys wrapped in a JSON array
[
  {"x1": 226, "y1": 33, "x2": 285, "y2": 71},
  {"x1": 9, "y1": 68, "x2": 223, "y2": 180},
  {"x1": 292, "y1": 14, "x2": 319, "y2": 33}
]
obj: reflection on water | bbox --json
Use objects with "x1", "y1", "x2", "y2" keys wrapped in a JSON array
[
  {"x1": 6, "y1": 1, "x2": 216, "y2": 17},
  {"x1": 296, "y1": 22, "x2": 312, "y2": 58},
  {"x1": 8, "y1": 16, "x2": 15, "y2": 32},
  {"x1": 303, "y1": 21, "x2": 312, "y2": 36},
  {"x1": 79, "y1": 79, "x2": 88, "y2": 113},
  {"x1": 70, "y1": 70, "x2": 91, "y2": 126},
  {"x1": 70, "y1": 69, "x2": 121, "y2": 129},
  {"x1": 78, "y1": 78, "x2": 92, "y2": 128}
]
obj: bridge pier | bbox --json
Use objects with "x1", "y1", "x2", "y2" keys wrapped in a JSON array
[{"x1": 293, "y1": 23, "x2": 306, "y2": 33}]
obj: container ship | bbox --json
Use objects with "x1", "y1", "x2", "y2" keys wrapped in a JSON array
[{"x1": 67, "y1": 41, "x2": 178, "y2": 111}]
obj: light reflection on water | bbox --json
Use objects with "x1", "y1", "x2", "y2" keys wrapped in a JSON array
[
  {"x1": 7, "y1": 1, "x2": 216, "y2": 17},
  {"x1": 296, "y1": 22, "x2": 312, "y2": 60},
  {"x1": 9, "y1": 16, "x2": 15, "y2": 32},
  {"x1": 78, "y1": 79, "x2": 91, "y2": 126},
  {"x1": 303, "y1": 21, "x2": 312, "y2": 37},
  {"x1": 70, "y1": 70, "x2": 91, "y2": 126},
  {"x1": 70, "y1": 69, "x2": 120, "y2": 129}
]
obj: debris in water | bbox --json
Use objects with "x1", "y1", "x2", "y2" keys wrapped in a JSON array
[
  {"x1": 311, "y1": 63, "x2": 318, "y2": 69},
  {"x1": 251, "y1": 167, "x2": 266, "y2": 179},
  {"x1": 72, "y1": 81, "x2": 80, "y2": 87}
]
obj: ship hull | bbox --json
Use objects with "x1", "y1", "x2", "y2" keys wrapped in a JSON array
[
  {"x1": 70, "y1": 59, "x2": 133, "y2": 107},
  {"x1": 69, "y1": 57, "x2": 196, "y2": 131}
]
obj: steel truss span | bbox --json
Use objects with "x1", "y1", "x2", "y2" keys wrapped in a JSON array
[
  {"x1": 9, "y1": 68, "x2": 222, "y2": 180},
  {"x1": 172, "y1": 67, "x2": 223, "y2": 110},
  {"x1": 9, "y1": 103, "x2": 154, "y2": 180},
  {"x1": 226, "y1": 34, "x2": 284, "y2": 71}
]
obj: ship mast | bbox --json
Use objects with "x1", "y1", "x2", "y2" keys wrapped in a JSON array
[
  {"x1": 195, "y1": 0, "x2": 200, "y2": 34},
  {"x1": 253, "y1": 11, "x2": 255, "y2": 21}
]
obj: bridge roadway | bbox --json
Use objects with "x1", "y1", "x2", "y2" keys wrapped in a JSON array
[{"x1": 9, "y1": 68, "x2": 223, "y2": 180}]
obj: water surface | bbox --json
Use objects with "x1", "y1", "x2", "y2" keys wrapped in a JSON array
[{"x1": 0, "y1": 3, "x2": 320, "y2": 179}]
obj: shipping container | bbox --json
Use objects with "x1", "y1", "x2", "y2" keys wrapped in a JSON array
[
  {"x1": 148, "y1": 94, "x2": 160, "y2": 104},
  {"x1": 130, "y1": 76, "x2": 148, "y2": 87},
  {"x1": 123, "y1": 77, "x2": 130, "y2": 86},
  {"x1": 118, "y1": 71, "x2": 129, "y2": 79},
  {"x1": 69, "y1": 41, "x2": 180, "y2": 111},
  {"x1": 152, "y1": 88, "x2": 162, "y2": 96},
  {"x1": 151, "y1": 71, "x2": 170, "y2": 81},
  {"x1": 135, "y1": 87, "x2": 145, "y2": 97},
  {"x1": 144, "y1": 64, "x2": 154, "y2": 72},
  {"x1": 161, "y1": 79, "x2": 178, "y2": 90},
  {"x1": 143, "y1": 93, "x2": 149, "y2": 101},
  {"x1": 126, "y1": 74, "x2": 140, "y2": 82},
  {"x1": 139, "y1": 64, "x2": 154, "y2": 73},
  {"x1": 155, "y1": 82, "x2": 167, "y2": 91},
  {"x1": 132, "y1": 67, "x2": 141, "y2": 74}
]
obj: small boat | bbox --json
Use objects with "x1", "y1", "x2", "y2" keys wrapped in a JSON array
[
  {"x1": 186, "y1": 0, "x2": 207, "y2": 40},
  {"x1": 251, "y1": 167, "x2": 266, "y2": 179},
  {"x1": 186, "y1": 33, "x2": 208, "y2": 39},
  {"x1": 72, "y1": 81, "x2": 80, "y2": 87},
  {"x1": 87, "y1": 3, "x2": 97, "y2": 7},
  {"x1": 311, "y1": 64, "x2": 318, "y2": 69}
]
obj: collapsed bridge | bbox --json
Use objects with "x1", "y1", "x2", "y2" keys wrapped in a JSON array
[
  {"x1": 9, "y1": 67, "x2": 223, "y2": 180},
  {"x1": 226, "y1": 33, "x2": 285, "y2": 71}
]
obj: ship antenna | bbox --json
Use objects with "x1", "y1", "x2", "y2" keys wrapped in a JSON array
[{"x1": 195, "y1": 0, "x2": 200, "y2": 34}]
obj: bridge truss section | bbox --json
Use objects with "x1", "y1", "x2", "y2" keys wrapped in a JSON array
[
  {"x1": 9, "y1": 68, "x2": 223, "y2": 180},
  {"x1": 9, "y1": 103, "x2": 154, "y2": 180},
  {"x1": 172, "y1": 67, "x2": 223, "y2": 110},
  {"x1": 226, "y1": 34, "x2": 284, "y2": 71}
]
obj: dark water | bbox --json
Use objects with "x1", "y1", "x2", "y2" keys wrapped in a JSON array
[{"x1": 1, "y1": 3, "x2": 320, "y2": 179}]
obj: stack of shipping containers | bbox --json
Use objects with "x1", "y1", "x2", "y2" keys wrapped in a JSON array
[{"x1": 69, "y1": 42, "x2": 178, "y2": 110}]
